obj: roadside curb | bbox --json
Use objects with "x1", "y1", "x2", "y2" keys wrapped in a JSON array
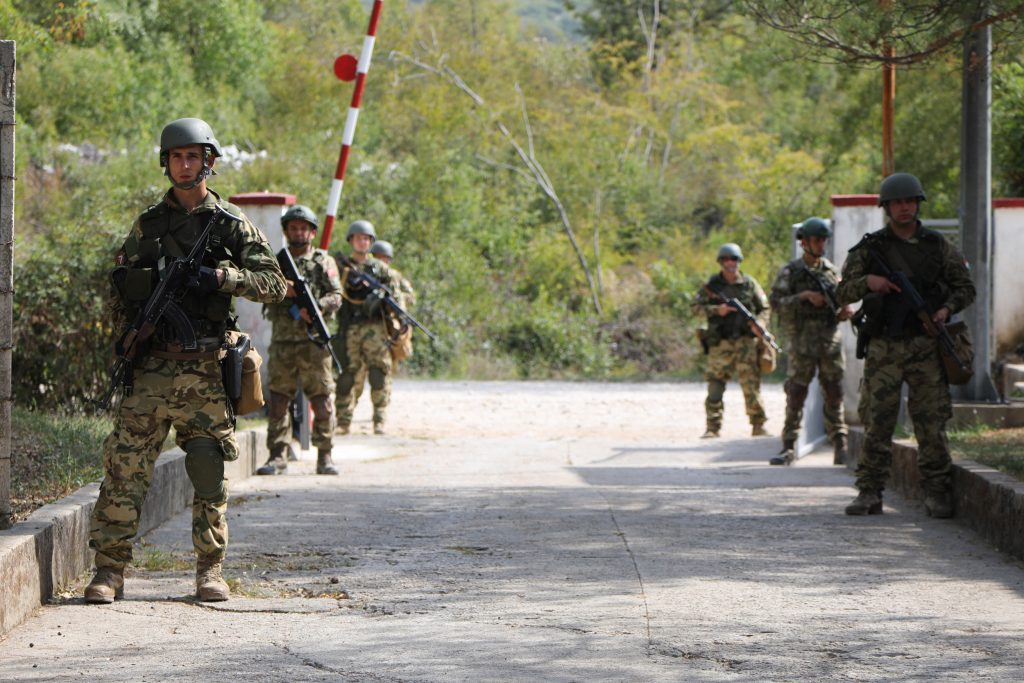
[
  {"x1": 847, "y1": 427, "x2": 1024, "y2": 560},
  {"x1": 0, "y1": 428, "x2": 267, "y2": 638}
]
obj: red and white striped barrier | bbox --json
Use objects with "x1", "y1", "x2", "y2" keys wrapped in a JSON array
[{"x1": 320, "y1": 0, "x2": 384, "y2": 248}]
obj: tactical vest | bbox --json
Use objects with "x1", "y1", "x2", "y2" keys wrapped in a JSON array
[
  {"x1": 705, "y1": 275, "x2": 761, "y2": 345},
  {"x1": 116, "y1": 200, "x2": 241, "y2": 341},
  {"x1": 862, "y1": 227, "x2": 949, "y2": 337},
  {"x1": 790, "y1": 260, "x2": 839, "y2": 324}
]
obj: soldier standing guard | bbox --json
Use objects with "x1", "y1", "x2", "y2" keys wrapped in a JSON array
[
  {"x1": 693, "y1": 243, "x2": 771, "y2": 438},
  {"x1": 768, "y1": 218, "x2": 854, "y2": 466},
  {"x1": 256, "y1": 204, "x2": 343, "y2": 476},
  {"x1": 86, "y1": 118, "x2": 286, "y2": 603},
  {"x1": 334, "y1": 220, "x2": 398, "y2": 435},
  {"x1": 837, "y1": 173, "x2": 975, "y2": 517}
]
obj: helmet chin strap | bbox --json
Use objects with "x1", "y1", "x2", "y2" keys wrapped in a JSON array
[{"x1": 165, "y1": 148, "x2": 214, "y2": 190}]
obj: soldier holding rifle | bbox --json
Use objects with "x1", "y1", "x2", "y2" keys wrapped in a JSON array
[{"x1": 837, "y1": 173, "x2": 975, "y2": 517}]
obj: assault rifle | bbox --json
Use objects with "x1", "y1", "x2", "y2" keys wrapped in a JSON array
[
  {"x1": 96, "y1": 205, "x2": 237, "y2": 410},
  {"x1": 852, "y1": 235, "x2": 970, "y2": 374},
  {"x1": 335, "y1": 252, "x2": 437, "y2": 342},
  {"x1": 800, "y1": 263, "x2": 841, "y2": 320},
  {"x1": 703, "y1": 284, "x2": 781, "y2": 352},
  {"x1": 277, "y1": 247, "x2": 344, "y2": 373}
]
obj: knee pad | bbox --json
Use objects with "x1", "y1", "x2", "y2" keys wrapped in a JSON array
[
  {"x1": 706, "y1": 379, "x2": 726, "y2": 403},
  {"x1": 268, "y1": 391, "x2": 290, "y2": 420},
  {"x1": 184, "y1": 438, "x2": 225, "y2": 502},
  {"x1": 309, "y1": 394, "x2": 335, "y2": 419},
  {"x1": 338, "y1": 371, "x2": 356, "y2": 396},
  {"x1": 784, "y1": 380, "x2": 810, "y2": 405},
  {"x1": 822, "y1": 380, "x2": 843, "y2": 406},
  {"x1": 368, "y1": 366, "x2": 387, "y2": 391}
]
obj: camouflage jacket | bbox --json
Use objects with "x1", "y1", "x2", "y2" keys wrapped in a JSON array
[
  {"x1": 264, "y1": 248, "x2": 343, "y2": 343},
  {"x1": 389, "y1": 266, "x2": 417, "y2": 309},
  {"x1": 837, "y1": 223, "x2": 975, "y2": 337},
  {"x1": 110, "y1": 188, "x2": 286, "y2": 341},
  {"x1": 337, "y1": 254, "x2": 397, "y2": 327},
  {"x1": 692, "y1": 272, "x2": 770, "y2": 348},
  {"x1": 770, "y1": 257, "x2": 842, "y2": 351}
]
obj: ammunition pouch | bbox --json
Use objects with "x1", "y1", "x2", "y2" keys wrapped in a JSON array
[
  {"x1": 696, "y1": 328, "x2": 709, "y2": 355},
  {"x1": 222, "y1": 332, "x2": 264, "y2": 414},
  {"x1": 757, "y1": 337, "x2": 777, "y2": 374},
  {"x1": 940, "y1": 321, "x2": 974, "y2": 386}
]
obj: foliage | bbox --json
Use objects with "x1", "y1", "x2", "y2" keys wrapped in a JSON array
[
  {"x1": 5, "y1": 0, "x2": 1023, "y2": 408},
  {"x1": 950, "y1": 426, "x2": 1024, "y2": 482}
]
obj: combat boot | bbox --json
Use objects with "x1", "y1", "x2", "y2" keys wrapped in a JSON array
[
  {"x1": 924, "y1": 491, "x2": 955, "y2": 518},
  {"x1": 701, "y1": 428, "x2": 720, "y2": 439},
  {"x1": 373, "y1": 421, "x2": 385, "y2": 435},
  {"x1": 317, "y1": 448, "x2": 339, "y2": 476},
  {"x1": 845, "y1": 489, "x2": 883, "y2": 515},
  {"x1": 196, "y1": 554, "x2": 230, "y2": 602},
  {"x1": 337, "y1": 421, "x2": 350, "y2": 435},
  {"x1": 833, "y1": 435, "x2": 848, "y2": 466},
  {"x1": 751, "y1": 424, "x2": 770, "y2": 437},
  {"x1": 84, "y1": 566, "x2": 124, "y2": 604},
  {"x1": 256, "y1": 445, "x2": 288, "y2": 475},
  {"x1": 769, "y1": 440, "x2": 795, "y2": 466}
]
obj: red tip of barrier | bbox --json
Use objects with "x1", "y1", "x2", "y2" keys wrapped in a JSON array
[{"x1": 334, "y1": 54, "x2": 358, "y2": 82}]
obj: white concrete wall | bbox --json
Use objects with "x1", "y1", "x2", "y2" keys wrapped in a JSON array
[
  {"x1": 229, "y1": 193, "x2": 294, "y2": 411},
  {"x1": 993, "y1": 201, "x2": 1024, "y2": 359},
  {"x1": 830, "y1": 196, "x2": 884, "y2": 425}
]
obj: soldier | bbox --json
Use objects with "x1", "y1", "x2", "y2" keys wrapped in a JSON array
[
  {"x1": 86, "y1": 118, "x2": 286, "y2": 603},
  {"x1": 334, "y1": 221, "x2": 398, "y2": 435},
  {"x1": 340, "y1": 240, "x2": 417, "y2": 425},
  {"x1": 693, "y1": 243, "x2": 771, "y2": 438},
  {"x1": 837, "y1": 173, "x2": 975, "y2": 517},
  {"x1": 256, "y1": 204, "x2": 343, "y2": 476},
  {"x1": 768, "y1": 218, "x2": 854, "y2": 466}
]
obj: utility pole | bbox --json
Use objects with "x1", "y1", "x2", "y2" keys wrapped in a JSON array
[
  {"x1": 0, "y1": 41, "x2": 15, "y2": 529},
  {"x1": 959, "y1": 15, "x2": 1000, "y2": 402}
]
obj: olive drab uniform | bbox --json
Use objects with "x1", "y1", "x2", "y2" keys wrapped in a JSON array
[
  {"x1": 770, "y1": 258, "x2": 847, "y2": 446},
  {"x1": 91, "y1": 189, "x2": 286, "y2": 572},
  {"x1": 837, "y1": 223, "x2": 975, "y2": 498},
  {"x1": 264, "y1": 248, "x2": 342, "y2": 453},
  {"x1": 693, "y1": 273, "x2": 770, "y2": 434},
  {"x1": 347, "y1": 267, "x2": 416, "y2": 415},
  {"x1": 334, "y1": 256, "x2": 398, "y2": 431}
]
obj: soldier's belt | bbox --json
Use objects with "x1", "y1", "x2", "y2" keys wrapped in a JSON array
[{"x1": 149, "y1": 348, "x2": 228, "y2": 361}]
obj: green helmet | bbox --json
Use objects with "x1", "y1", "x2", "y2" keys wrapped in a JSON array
[
  {"x1": 370, "y1": 240, "x2": 394, "y2": 259},
  {"x1": 159, "y1": 117, "x2": 222, "y2": 163},
  {"x1": 346, "y1": 220, "x2": 377, "y2": 242},
  {"x1": 717, "y1": 243, "x2": 743, "y2": 262},
  {"x1": 796, "y1": 217, "x2": 831, "y2": 239},
  {"x1": 281, "y1": 204, "x2": 319, "y2": 230},
  {"x1": 878, "y1": 172, "x2": 926, "y2": 205}
]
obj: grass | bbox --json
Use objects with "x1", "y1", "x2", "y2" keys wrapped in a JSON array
[
  {"x1": 9, "y1": 407, "x2": 111, "y2": 523},
  {"x1": 949, "y1": 425, "x2": 1024, "y2": 481}
]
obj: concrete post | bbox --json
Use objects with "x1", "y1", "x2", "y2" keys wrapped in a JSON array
[
  {"x1": 0, "y1": 42, "x2": 14, "y2": 529},
  {"x1": 830, "y1": 195, "x2": 884, "y2": 425},
  {"x1": 992, "y1": 199, "x2": 1024, "y2": 364}
]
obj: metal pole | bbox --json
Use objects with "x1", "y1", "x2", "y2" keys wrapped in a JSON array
[
  {"x1": 959, "y1": 16, "x2": 1000, "y2": 402},
  {"x1": 0, "y1": 41, "x2": 15, "y2": 529}
]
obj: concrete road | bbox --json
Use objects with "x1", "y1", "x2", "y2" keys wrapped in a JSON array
[{"x1": 2, "y1": 381, "x2": 1023, "y2": 681}]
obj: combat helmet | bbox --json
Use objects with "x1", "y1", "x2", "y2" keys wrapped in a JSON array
[
  {"x1": 370, "y1": 240, "x2": 394, "y2": 260},
  {"x1": 796, "y1": 217, "x2": 831, "y2": 239},
  {"x1": 346, "y1": 220, "x2": 377, "y2": 243},
  {"x1": 281, "y1": 204, "x2": 319, "y2": 231},
  {"x1": 717, "y1": 243, "x2": 743, "y2": 262},
  {"x1": 159, "y1": 117, "x2": 222, "y2": 190},
  {"x1": 878, "y1": 172, "x2": 926, "y2": 206}
]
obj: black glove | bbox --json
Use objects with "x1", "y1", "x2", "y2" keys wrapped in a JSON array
[{"x1": 191, "y1": 266, "x2": 221, "y2": 294}]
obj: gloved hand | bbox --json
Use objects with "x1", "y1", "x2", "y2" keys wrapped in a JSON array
[
  {"x1": 191, "y1": 266, "x2": 221, "y2": 294},
  {"x1": 362, "y1": 288, "x2": 386, "y2": 317}
]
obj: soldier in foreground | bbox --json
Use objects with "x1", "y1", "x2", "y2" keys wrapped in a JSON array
[
  {"x1": 256, "y1": 204, "x2": 343, "y2": 476},
  {"x1": 334, "y1": 220, "x2": 398, "y2": 435},
  {"x1": 768, "y1": 218, "x2": 854, "y2": 466},
  {"x1": 86, "y1": 118, "x2": 286, "y2": 603},
  {"x1": 337, "y1": 240, "x2": 417, "y2": 428},
  {"x1": 692, "y1": 243, "x2": 771, "y2": 439},
  {"x1": 837, "y1": 173, "x2": 974, "y2": 517}
]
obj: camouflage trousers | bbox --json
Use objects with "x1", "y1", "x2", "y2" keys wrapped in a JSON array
[
  {"x1": 782, "y1": 337, "x2": 847, "y2": 444},
  {"x1": 336, "y1": 321, "x2": 393, "y2": 426},
  {"x1": 90, "y1": 356, "x2": 237, "y2": 569},
  {"x1": 704, "y1": 336, "x2": 766, "y2": 431},
  {"x1": 857, "y1": 334, "x2": 953, "y2": 495},
  {"x1": 266, "y1": 340, "x2": 336, "y2": 451}
]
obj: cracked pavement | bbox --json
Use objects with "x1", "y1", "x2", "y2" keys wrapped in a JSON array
[{"x1": 2, "y1": 380, "x2": 1023, "y2": 681}]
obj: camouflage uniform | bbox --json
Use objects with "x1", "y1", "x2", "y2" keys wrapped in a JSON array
[
  {"x1": 264, "y1": 248, "x2": 342, "y2": 453},
  {"x1": 770, "y1": 257, "x2": 847, "y2": 445},
  {"x1": 91, "y1": 189, "x2": 286, "y2": 571},
  {"x1": 837, "y1": 223, "x2": 974, "y2": 497},
  {"x1": 348, "y1": 267, "x2": 416, "y2": 413},
  {"x1": 334, "y1": 256, "x2": 398, "y2": 430},
  {"x1": 693, "y1": 273, "x2": 770, "y2": 433}
]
